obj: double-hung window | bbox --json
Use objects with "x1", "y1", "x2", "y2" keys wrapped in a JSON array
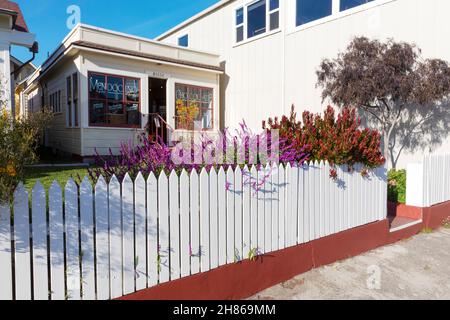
[
  {"x1": 235, "y1": 0, "x2": 280, "y2": 44},
  {"x1": 236, "y1": 7, "x2": 244, "y2": 43},
  {"x1": 66, "y1": 73, "x2": 79, "y2": 127},
  {"x1": 269, "y1": 0, "x2": 279, "y2": 31}
]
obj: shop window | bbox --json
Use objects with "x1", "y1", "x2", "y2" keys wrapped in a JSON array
[
  {"x1": 175, "y1": 83, "x2": 213, "y2": 130},
  {"x1": 88, "y1": 72, "x2": 141, "y2": 127}
]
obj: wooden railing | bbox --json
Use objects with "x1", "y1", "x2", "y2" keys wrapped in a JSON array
[{"x1": 145, "y1": 113, "x2": 174, "y2": 146}]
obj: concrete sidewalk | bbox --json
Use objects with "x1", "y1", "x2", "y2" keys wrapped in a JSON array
[{"x1": 250, "y1": 228, "x2": 450, "y2": 300}]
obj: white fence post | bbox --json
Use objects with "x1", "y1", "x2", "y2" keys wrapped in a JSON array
[
  {"x1": 406, "y1": 163, "x2": 425, "y2": 207},
  {"x1": 0, "y1": 204, "x2": 12, "y2": 300}
]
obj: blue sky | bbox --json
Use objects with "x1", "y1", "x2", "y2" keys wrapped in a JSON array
[{"x1": 11, "y1": 0, "x2": 219, "y2": 67}]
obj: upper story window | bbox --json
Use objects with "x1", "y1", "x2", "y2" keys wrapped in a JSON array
[
  {"x1": 235, "y1": 0, "x2": 280, "y2": 44},
  {"x1": 340, "y1": 0, "x2": 374, "y2": 11},
  {"x1": 88, "y1": 72, "x2": 141, "y2": 128},
  {"x1": 269, "y1": 0, "x2": 280, "y2": 30},
  {"x1": 296, "y1": 0, "x2": 332, "y2": 27},
  {"x1": 178, "y1": 34, "x2": 189, "y2": 47},
  {"x1": 247, "y1": 0, "x2": 266, "y2": 38}
]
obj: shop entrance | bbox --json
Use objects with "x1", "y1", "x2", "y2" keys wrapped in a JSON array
[{"x1": 148, "y1": 77, "x2": 170, "y2": 144}]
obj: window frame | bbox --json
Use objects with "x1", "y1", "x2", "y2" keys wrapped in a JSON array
[
  {"x1": 174, "y1": 82, "x2": 214, "y2": 131},
  {"x1": 88, "y1": 71, "x2": 142, "y2": 129},
  {"x1": 234, "y1": 0, "x2": 281, "y2": 46}
]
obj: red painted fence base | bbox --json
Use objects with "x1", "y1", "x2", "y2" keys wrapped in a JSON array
[{"x1": 119, "y1": 202, "x2": 450, "y2": 301}]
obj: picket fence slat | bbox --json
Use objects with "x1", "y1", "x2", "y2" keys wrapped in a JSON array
[
  {"x1": 95, "y1": 177, "x2": 110, "y2": 300},
  {"x1": 170, "y1": 171, "x2": 181, "y2": 279},
  {"x1": 31, "y1": 182, "x2": 48, "y2": 300},
  {"x1": 49, "y1": 182, "x2": 65, "y2": 300},
  {"x1": 235, "y1": 167, "x2": 243, "y2": 262},
  {"x1": 2, "y1": 161, "x2": 387, "y2": 301},
  {"x1": 109, "y1": 176, "x2": 122, "y2": 299},
  {"x1": 122, "y1": 174, "x2": 135, "y2": 295},
  {"x1": 217, "y1": 168, "x2": 227, "y2": 266},
  {"x1": 0, "y1": 204, "x2": 12, "y2": 300},
  {"x1": 278, "y1": 164, "x2": 286, "y2": 249},
  {"x1": 200, "y1": 169, "x2": 210, "y2": 271},
  {"x1": 264, "y1": 165, "x2": 272, "y2": 253},
  {"x1": 242, "y1": 166, "x2": 251, "y2": 260},
  {"x1": 190, "y1": 171, "x2": 200, "y2": 274},
  {"x1": 147, "y1": 173, "x2": 158, "y2": 287},
  {"x1": 158, "y1": 173, "x2": 170, "y2": 283},
  {"x1": 179, "y1": 171, "x2": 190, "y2": 277},
  {"x1": 13, "y1": 185, "x2": 32, "y2": 300},
  {"x1": 80, "y1": 178, "x2": 95, "y2": 300},
  {"x1": 250, "y1": 166, "x2": 258, "y2": 254},
  {"x1": 134, "y1": 173, "x2": 147, "y2": 291},
  {"x1": 209, "y1": 169, "x2": 219, "y2": 269},
  {"x1": 226, "y1": 168, "x2": 235, "y2": 263},
  {"x1": 271, "y1": 165, "x2": 279, "y2": 251}
]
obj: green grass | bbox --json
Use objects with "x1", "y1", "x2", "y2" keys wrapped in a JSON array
[
  {"x1": 24, "y1": 166, "x2": 89, "y2": 192},
  {"x1": 388, "y1": 169, "x2": 406, "y2": 204}
]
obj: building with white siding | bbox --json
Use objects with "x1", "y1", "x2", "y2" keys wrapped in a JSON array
[{"x1": 156, "y1": 0, "x2": 450, "y2": 168}]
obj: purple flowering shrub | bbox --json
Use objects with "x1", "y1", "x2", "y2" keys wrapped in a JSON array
[{"x1": 88, "y1": 121, "x2": 310, "y2": 184}]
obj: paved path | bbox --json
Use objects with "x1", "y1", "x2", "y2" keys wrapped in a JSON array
[{"x1": 250, "y1": 228, "x2": 450, "y2": 300}]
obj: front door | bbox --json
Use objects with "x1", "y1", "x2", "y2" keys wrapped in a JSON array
[{"x1": 148, "y1": 77, "x2": 168, "y2": 144}]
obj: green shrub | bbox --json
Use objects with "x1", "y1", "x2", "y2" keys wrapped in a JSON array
[
  {"x1": 388, "y1": 169, "x2": 406, "y2": 204},
  {"x1": 0, "y1": 108, "x2": 53, "y2": 204}
]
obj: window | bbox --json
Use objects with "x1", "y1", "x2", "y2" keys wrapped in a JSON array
[
  {"x1": 269, "y1": 0, "x2": 279, "y2": 31},
  {"x1": 178, "y1": 34, "x2": 189, "y2": 47},
  {"x1": 340, "y1": 0, "x2": 374, "y2": 11},
  {"x1": 72, "y1": 73, "x2": 78, "y2": 127},
  {"x1": 175, "y1": 84, "x2": 213, "y2": 130},
  {"x1": 236, "y1": 7, "x2": 244, "y2": 42},
  {"x1": 66, "y1": 73, "x2": 79, "y2": 127},
  {"x1": 235, "y1": 0, "x2": 280, "y2": 44},
  {"x1": 50, "y1": 91, "x2": 61, "y2": 113},
  {"x1": 66, "y1": 76, "x2": 72, "y2": 127},
  {"x1": 296, "y1": 0, "x2": 332, "y2": 26},
  {"x1": 247, "y1": 0, "x2": 266, "y2": 39},
  {"x1": 88, "y1": 72, "x2": 141, "y2": 127}
]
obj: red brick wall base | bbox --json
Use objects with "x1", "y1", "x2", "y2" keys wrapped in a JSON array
[{"x1": 119, "y1": 202, "x2": 450, "y2": 300}]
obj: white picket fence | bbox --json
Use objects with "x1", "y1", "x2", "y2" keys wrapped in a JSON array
[
  {"x1": 0, "y1": 162, "x2": 387, "y2": 300},
  {"x1": 406, "y1": 154, "x2": 450, "y2": 207}
]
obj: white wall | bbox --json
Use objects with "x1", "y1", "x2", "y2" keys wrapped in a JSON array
[{"x1": 160, "y1": 0, "x2": 450, "y2": 168}]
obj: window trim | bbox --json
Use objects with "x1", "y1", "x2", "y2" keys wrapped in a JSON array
[
  {"x1": 174, "y1": 82, "x2": 214, "y2": 132},
  {"x1": 88, "y1": 71, "x2": 142, "y2": 129},
  {"x1": 234, "y1": 0, "x2": 281, "y2": 45}
]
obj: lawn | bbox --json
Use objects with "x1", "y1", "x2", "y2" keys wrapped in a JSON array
[{"x1": 24, "y1": 166, "x2": 89, "y2": 192}]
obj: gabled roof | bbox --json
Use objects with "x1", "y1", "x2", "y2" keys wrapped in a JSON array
[
  {"x1": 156, "y1": 0, "x2": 233, "y2": 40},
  {"x1": 0, "y1": 0, "x2": 29, "y2": 32}
]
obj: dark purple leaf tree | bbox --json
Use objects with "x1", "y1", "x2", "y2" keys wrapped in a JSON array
[{"x1": 317, "y1": 37, "x2": 450, "y2": 169}]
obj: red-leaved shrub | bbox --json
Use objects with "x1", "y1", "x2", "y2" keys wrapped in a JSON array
[{"x1": 263, "y1": 106, "x2": 385, "y2": 169}]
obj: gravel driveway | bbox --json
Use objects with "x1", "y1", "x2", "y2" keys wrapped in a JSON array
[{"x1": 250, "y1": 228, "x2": 450, "y2": 300}]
